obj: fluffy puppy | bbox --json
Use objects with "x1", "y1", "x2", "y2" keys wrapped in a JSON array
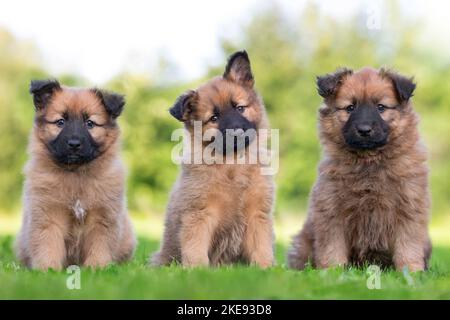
[
  {"x1": 151, "y1": 51, "x2": 275, "y2": 267},
  {"x1": 16, "y1": 79, "x2": 136, "y2": 270},
  {"x1": 288, "y1": 67, "x2": 431, "y2": 271}
]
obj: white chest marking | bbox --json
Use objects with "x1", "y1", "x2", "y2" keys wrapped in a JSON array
[{"x1": 72, "y1": 200, "x2": 86, "y2": 221}]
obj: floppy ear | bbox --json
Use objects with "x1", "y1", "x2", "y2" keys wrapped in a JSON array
[
  {"x1": 316, "y1": 68, "x2": 353, "y2": 99},
  {"x1": 93, "y1": 89, "x2": 125, "y2": 119},
  {"x1": 29, "y1": 79, "x2": 61, "y2": 110},
  {"x1": 223, "y1": 50, "x2": 254, "y2": 88},
  {"x1": 381, "y1": 69, "x2": 416, "y2": 103},
  {"x1": 169, "y1": 90, "x2": 197, "y2": 122}
]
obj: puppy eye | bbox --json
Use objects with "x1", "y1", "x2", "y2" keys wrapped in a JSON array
[
  {"x1": 345, "y1": 105, "x2": 355, "y2": 113},
  {"x1": 210, "y1": 115, "x2": 219, "y2": 123},
  {"x1": 377, "y1": 104, "x2": 386, "y2": 113},
  {"x1": 55, "y1": 119, "x2": 65, "y2": 128},
  {"x1": 236, "y1": 105, "x2": 245, "y2": 113},
  {"x1": 86, "y1": 120, "x2": 96, "y2": 129}
]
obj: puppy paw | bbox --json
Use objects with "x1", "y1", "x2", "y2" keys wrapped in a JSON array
[
  {"x1": 31, "y1": 259, "x2": 64, "y2": 271},
  {"x1": 395, "y1": 261, "x2": 425, "y2": 272},
  {"x1": 83, "y1": 254, "x2": 113, "y2": 269},
  {"x1": 250, "y1": 255, "x2": 274, "y2": 269},
  {"x1": 148, "y1": 252, "x2": 166, "y2": 266},
  {"x1": 316, "y1": 259, "x2": 348, "y2": 269},
  {"x1": 182, "y1": 254, "x2": 209, "y2": 268}
]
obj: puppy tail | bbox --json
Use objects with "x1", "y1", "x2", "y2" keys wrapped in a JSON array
[{"x1": 287, "y1": 222, "x2": 313, "y2": 270}]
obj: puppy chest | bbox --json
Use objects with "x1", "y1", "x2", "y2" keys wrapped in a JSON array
[
  {"x1": 344, "y1": 206, "x2": 396, "y2": 251},
  {"x1": 71, "y1": 199, "x2": 87, "y2": 221}
]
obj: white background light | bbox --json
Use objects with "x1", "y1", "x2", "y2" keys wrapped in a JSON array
[{"x1": 0, "y1": 0, "x2": 448, "y2": 84}]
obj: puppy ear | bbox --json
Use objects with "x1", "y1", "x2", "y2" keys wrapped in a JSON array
[
  {"x1": 316, "y1": 68, "x2": 353, "y2": 99},
  {"x1": 29, "y1": 79, "x2": 61, "y2": 110},
  {"x1": 93, "y1": 89, "x2": 125, "y2": 119},
  {"x1": 381, "y1": 69, "x2": 416, "y2": 103},
  {"x1": 169, "y1": 90, "x2": 197, "y2": 122},
  {"x1": 223, "y1": 50, "x2": 254, "y2": 88}
]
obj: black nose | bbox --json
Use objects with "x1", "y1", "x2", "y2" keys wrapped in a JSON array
[
  {"x1": 67, "y1": 138, "x2": 81, "y2": 149},
  {"x1": 356, "y1": 124, "x2": 372, "y2": 137}
]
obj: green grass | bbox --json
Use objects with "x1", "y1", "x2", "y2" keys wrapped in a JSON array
[{"x1": 0, "y1": 236, "x2": 449, "y2": 299}]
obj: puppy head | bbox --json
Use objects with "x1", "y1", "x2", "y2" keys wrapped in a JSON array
[
  {"x1": 317, "y1": 67, "x2": 416, "y2": 151},
  {"x1": 30, "y1": 79, "x2": 125, "y2": 167},
  {"x1": 169, "y1": 51, "x2": 264, "y2": 154}
]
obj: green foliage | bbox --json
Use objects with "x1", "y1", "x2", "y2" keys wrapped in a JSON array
[
  {"x1": 0, "y1": 2, "x2": 449, "y2": 217},
  {"x1": 0, "y1": 30, "x2": 44, "y2": 209}
]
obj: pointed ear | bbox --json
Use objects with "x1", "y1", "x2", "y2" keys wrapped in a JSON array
[
  {"x1": 93, "y1": 89, "x2": 125, "y2": 119},
  {"x1": 223, "y1": 50, "x2": 254, "y2": 88},
  {"x1": 29, "y1": 79, "x2": 61, "y2": 110},
  {"x1": 169, "y1": 90, "x2": 197, "y2": 122},
  {"x1": 316, "y1": 68, "x2": 353, "y2": 99},
  {"x1": 381, "y1": 69, "x2": 416, "y2": 103}
]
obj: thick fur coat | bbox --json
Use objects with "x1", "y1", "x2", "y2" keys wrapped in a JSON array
[
  {"x1": 16, "y1": 80, "x2": 136, "y2": 270},
  {"x1": 288, "y1": 67, "x2": 431, "y2": 271},
  {"x1": 151, "y1": 51, "x2": 275, "y2": 267}
]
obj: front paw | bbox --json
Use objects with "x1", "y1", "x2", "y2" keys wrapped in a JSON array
[
  {"x1": 250, "y1": 254, "x2": 274, "y2": 269},
  {"x1": 31, "y1": 259, "x2": 64, "y2": 271},
  {"x1": 182, "y1": 253, "x2": 209, "y2": 267},
  {"x1": 395, "y1": 261, "x2": 425, "y2": 272},
  {"x1": 316, "y1": 255, "x2": 348, "y2": 269},
  {"x1": 83, "y1": 253, "x2": 112, "y2": 269}
]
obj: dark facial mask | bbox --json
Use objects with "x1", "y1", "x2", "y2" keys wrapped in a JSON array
[
  {"x1": 47, "y1": 117, "x2": 100, "y2": 166},
  {"x1": 342, "y1": 103, "x2": 390, "y2": 150},
  {"x1": 216, "y1": 108, "x2": 257, "y2": 154}
]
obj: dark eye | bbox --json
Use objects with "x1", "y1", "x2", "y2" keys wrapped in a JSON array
[
  {"x1": 236, "y1": 105, "x2": 245, "y2": 113},
  {"x1": 345, "y1": 105, "x2": 355, "y2": 113},
  {"x1": 210, "y1": 115, "x2": 219, "y2": 123},
  {"x1": 55, "y1": 119, "x2": 65, "y2": 128},
  {"x1": 377, "y1": 104, "x2": 386, "y2": 113},
  {"x1": 86, "y1": 120, "x2": 95, "y2": 129}
]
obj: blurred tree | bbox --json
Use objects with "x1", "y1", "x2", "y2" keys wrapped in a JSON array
[
  {"x1": 0, "y1": 0, "x2": 448, "y2": 217},
  {"x1": 0, "y1": 29, "x2": 45, "y2": 210}
]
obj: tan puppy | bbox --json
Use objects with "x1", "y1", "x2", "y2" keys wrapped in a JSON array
[
  {"x1": 151, "y1": 51, "x2": 275, "y2": 267},
  {"x1": 16, "y1": 79, "x2": 136, "y2": 270},
  {"x1": 288, "y1": 67, "x2": 431, "y2": 271}
]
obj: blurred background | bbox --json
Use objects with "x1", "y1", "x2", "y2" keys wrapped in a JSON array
[{"x1": 0, "y1": 0, "x2": 449, "y2": 244}]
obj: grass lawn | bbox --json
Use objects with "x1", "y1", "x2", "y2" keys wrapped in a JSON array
[{"x1": 1, "y1": 235, "x2": 450, "y2": 299}]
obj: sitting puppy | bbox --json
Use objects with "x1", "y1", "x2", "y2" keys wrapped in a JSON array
[
  {"x1": 151, "y1": 51, "x2": 275, "y2": 267},
  {"x1": 16, "y1": 79, "x2": 136, "y2": 270},
  {"x1": 288, "y1": 67, "x2": 431, "y2": 271}
]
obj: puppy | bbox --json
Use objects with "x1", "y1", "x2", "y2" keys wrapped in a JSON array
[
  {"x1": 151, "y1": 51, "x2": 275, "y2": 267},
  {"x1": 16, "y1": 79, "x2": 136, "y2": 270},
  {"x1": 288, "y1": 67, "x2": 431, "y2": 271}
]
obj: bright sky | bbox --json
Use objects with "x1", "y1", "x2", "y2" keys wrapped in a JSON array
[{"x1": 0, "y1": 0, "x2": 448, "y2": 84}]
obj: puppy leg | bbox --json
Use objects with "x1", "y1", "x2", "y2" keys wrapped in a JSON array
[
  {"x1": 287, "y1": 219, "x2": 314, "y2": 270},
  {"x1": 28, "y1": 209, "x2": 69, "y2": 271},
  {"x1": 151, "y1": 209, "x2": 180, "y2": 266},
  {"x1": 179, "y1": 210, "x2": 218, "y2": 267},
  {"x1": 313, "y1": 218, "x2": 349, "y2": 268},
  {"x1": 116, "y1": 214, "x2": 136, "y2": 263},
  {"x1": 242, "y1": 210, "x2": 274, "y2": 268},
  {"x1": 393, "y1": 223, "x2": 428, "y2": 272},
  {"x1": 15, "y1": 212, "x2": 32, "y2": 267},
  {"x1": 241, "y1": 177, "x2": 274, "y2": 268},
  {"x1": 82, "y1": 209, "x2": 119, "y2": 268}
]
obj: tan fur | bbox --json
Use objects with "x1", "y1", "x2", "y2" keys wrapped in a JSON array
[
  {"x1": 16, "y1": 86, "x2": 136, "y2": 270},
  {"x1": 288, "y1": 67, "x2": 431, "y2": 271},
  {"x1": 151, "y1": 71, "x2": 275, "y2": 268}
]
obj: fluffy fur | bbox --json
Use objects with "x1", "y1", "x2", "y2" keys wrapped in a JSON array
[
  {"x1": 288, "y1": 67, "x2": 431, "y2": 271},
  {"x1": 16, "y1": 80, "x2": 136, "y2": 270},
  {"x1": 151, "y1": 51, "x2": 275, "y2": 267}
]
